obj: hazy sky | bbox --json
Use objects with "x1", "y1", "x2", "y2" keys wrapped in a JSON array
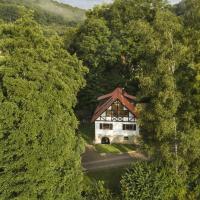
[{"x1": 59, "y1": 0, "x2": 181, "y2": 9}]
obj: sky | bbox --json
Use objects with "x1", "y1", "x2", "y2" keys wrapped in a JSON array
[{"x1": 59, "y1": 0, "x2": 181, "y2": 9}]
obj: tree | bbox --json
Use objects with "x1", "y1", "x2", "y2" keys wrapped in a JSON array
[
  {"x1": 175, "y1": 0, "x2": 200, "y2": 198},
  {"x1": 137, "y1": 0, "x2": 200, "y2": 197},
  {"x1": 75, "y1": 0, "x2": 183, "y2": 167},
  {"x1": 70, "y1": 0, "x2": 200, "y2": 198},
  {"x1": 71, "y1": 0, "x2": 167, "y2": 119},
  {"x1": 0, "y1": 0, "x2": 85, "y2": 26},
  {"x1": 82, "y1": 181, "x2": 115, "y2": 200},
  {"x1": 121, "y1": 162, "x2": 186, "y2": 200},
  {"x1": 0, "y1": 14, "x2": 87, "y2": 199},
  {"x1": 72, "y1": 17, "x2": 118, "y2": 118},
  {"x1": 0, "y1": 4, "x2": 26, "y2": 22},
  {"x1": 139, "y1": 8, "x2": 184, "y2": 167}
]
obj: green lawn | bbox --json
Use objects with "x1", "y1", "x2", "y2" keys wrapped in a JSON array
[
  {"x1": 95, "y1": 144, "x2": 136, "y2": 153},
  {"x1": 85, "y1": 166, "x2": 128, "y2": 194}
]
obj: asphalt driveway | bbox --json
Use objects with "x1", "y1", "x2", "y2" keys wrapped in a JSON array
[{"x1": 82, "y1": 145, "x2": 147, "y2": 171}]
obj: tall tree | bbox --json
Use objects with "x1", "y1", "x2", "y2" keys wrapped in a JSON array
[
  {"x1": 71, "y1": 0, "x2": 200, "y2": 197},
  {"x1": 72, "y1": 17, "x2": 115, "y2": 118},
  {"x1": 139, "y1": 8, "x2": 184, "y2": 167},
  {"x1": 139, "y1": 0, "x2": 200, "y2": 197},
  {"x1": 0, "y1": 14, "x2": 87, "y2": 199},
  {"x1": 71, "y1": 0, "x2": 166, "y2": 119},
  {"x1": 175, "y1": 0, "x2": 200, "y2": 198}
]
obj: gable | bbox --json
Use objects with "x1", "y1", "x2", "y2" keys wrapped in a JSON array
[
  {"x1": 106, "y1": 100, "x2": 129, "y2": 117},
  {"x1": 97, "y1": 100, "x2": 136, "y2": 121},
  {"x1": 91, "y1": 88, "x2": 138, "y2": 122}
]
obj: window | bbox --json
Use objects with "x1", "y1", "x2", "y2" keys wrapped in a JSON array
[
  {"x1": 112, "y1": 102, "x2": 118, "y2": 117},
  {"x1": 110, "y1": 101, "x2": 129, "y2": 118},
  {"x1": 119, "y1": 110, "x2": 129, "y2": 117},
  {"x1": 106, "y1": 110, "x2": 112, "y2": 117},
  {"x1": 123, "y1": 124, "x2": 136, "y2": 131},
  {"x1": 124, "y1": 136, "x2": 129, "y2": 141},
  {"x1": 100, "y1": 123, "x2": 113, "y2": 130}
]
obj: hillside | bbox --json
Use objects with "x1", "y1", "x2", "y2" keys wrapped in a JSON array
[{"x1": 0, "y1": 0, "x2": 86, "y2": 25}]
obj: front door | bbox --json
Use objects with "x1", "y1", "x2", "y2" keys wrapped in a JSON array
[{"x1": 101, "y1": 137, "x2": 110, "y2": 144}]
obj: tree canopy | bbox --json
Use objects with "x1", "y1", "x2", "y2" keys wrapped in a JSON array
[
  {"x1": 121, "y1": 162, "x2": 186, "y2": 200},
  {"x1": 72, "y1": 0, "x2": 200, "y2": 198},
  {"x1": 0, "y1": 14, "x2": 87, "y2": 199},
  {"x1": 0, "y1": 0, "x2": 200, "y2": 199},
  {"x1": 0, "y1": 0, "x2": 85, "y2": 25}
]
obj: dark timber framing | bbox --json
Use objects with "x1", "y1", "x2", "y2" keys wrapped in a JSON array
[{"x1": 97, "y1": 100, "x2": 136, "y2": 122}]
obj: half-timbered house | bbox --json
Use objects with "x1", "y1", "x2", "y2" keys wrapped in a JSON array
[{"x1": 91, "y1": 87, "x2": 139, "y2": 144}]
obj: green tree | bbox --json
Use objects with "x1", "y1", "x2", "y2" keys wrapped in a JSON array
[
  {"x1": 83, "y1": 181, "x2": 115, "y2": 200},
  {"x1": 71, "y1": 0, "x2": 167, "y2": 118},
  {"x1": 71, "y1": 0, "x2": 200, "y2": 198},
  {"x1": 0, "y1": 4, "x2": 26, "y2": 22},
  {"x1": 139, "y1": 8, "x2": 184, "y2": 167},
  {"x1": 175, "y1": 0, "x2": 200, "y2": 198},
  {"x1": 0, "y1": 0, "x2": 85, "y2": 25},
  {"x1": 73, "y1": 0, "x2": 183, "y2": 166},
  {"x1": 121, "y1": 162, "x2": 186, "y2": 200},
  {"x1": 0, "y1": 14, "x2": 87, "y2": 199},
  {"x1": 72, "y1": 17, "x2": 119, "y2": 118}
]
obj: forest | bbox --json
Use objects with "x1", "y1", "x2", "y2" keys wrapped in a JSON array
[
  {"x1": 0, "y1": 0, "x2": 85, "y2": 24},
  {"x1": 0, "y1": 0, "x2": 199, "y2": 199}
]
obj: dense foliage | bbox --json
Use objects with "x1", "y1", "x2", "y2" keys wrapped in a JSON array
[
  {"x1": 71, "y1": 0, "x2": 200, "y2": 199},
  {"x1": 176, "y1": 0, "x2": 200, "y2": 198},
  {"x1": 71, "y1": 0, "x2": 175, "y2": 118},
  {"x1": 83, "y1": 181, "x2": 114, "y2": 200},
  {"x1": 0, "y1": 0, "x2": 199, "y2": 199},
  {"x1": 0, "y1": 0, "x2": 85, "y2": 25},
  {"x1": 0, "y1": 14, "x2": 87, "y2": 199},
  {"x1": 121, "y1": 162, "x2": 186, "y2": 200}
]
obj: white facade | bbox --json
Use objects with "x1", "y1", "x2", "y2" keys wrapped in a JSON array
[{"x1": 94, "y1": 109, "x2": 140, "y2": 144}]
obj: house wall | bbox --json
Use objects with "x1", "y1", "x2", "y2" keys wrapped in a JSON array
[{"x1": 94, "y1": 121, "x2": 140, "y2": 144}]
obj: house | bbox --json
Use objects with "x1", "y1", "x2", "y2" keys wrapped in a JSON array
[{"x1": 91, "y1": 87, "x2": 139, "y2": 144}]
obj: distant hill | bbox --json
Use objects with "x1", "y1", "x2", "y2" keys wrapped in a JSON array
[{"x1": 0, "y1": 0, "x2": 86, "y2": 25}]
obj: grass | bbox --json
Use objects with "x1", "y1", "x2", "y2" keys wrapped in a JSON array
[
  {"x1": 95, "y1": 144, "x2": 136, "y2": 154},
  {"x1": 85, "y1": 166, "x2": 128, "y2": 194}
]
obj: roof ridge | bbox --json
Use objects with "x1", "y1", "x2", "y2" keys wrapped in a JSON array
[{"x1": 91, "y1": 87, "x2": 138, "y2": 122}]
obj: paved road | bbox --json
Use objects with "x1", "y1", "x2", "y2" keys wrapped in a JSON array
[{"x1": 82, "y1": 146, "x2": 147, "y2": 171}]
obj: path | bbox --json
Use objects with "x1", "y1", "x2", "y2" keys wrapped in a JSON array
[{"x1": 82, "y1": 145, "x2": 147, "y2": 171}]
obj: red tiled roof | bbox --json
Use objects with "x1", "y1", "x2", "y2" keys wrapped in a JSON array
[{"x1": 91, "y1": 87, "x2": 138, "y2": 122}]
